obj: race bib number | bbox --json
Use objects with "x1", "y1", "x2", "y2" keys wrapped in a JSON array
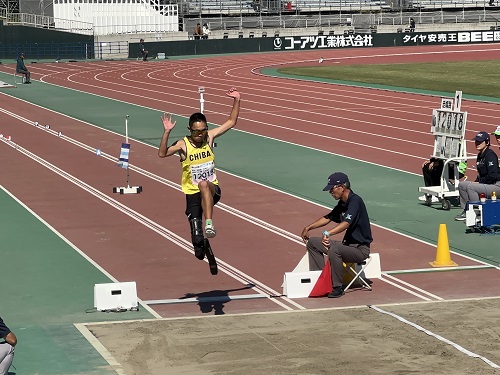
[{"x1": 191, "y1": 161, "x2": 216, "y2": 184}]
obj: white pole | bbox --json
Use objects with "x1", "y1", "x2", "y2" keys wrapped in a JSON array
[
  {"x1": 125, "y1": 115, "x2": 129, "y2": 143},
  {"x1": 198, "y1": 86, "x2": 205, "y2": 113}
]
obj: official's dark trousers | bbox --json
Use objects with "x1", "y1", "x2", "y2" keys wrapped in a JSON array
[{"x1": 307, "y1": 237, "x2": 370, "y2": 288}]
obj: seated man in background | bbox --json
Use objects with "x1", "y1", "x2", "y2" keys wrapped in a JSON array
[
  {"x1": 16, "y1": 52, "x2": 31, "y2": 84},
  {"x1": 139, "y1": 39, "x2": 148, "y2": 61}
]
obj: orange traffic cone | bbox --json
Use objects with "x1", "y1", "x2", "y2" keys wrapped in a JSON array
[{"x1": 430, "y1": 224, "x2": 458, "y2": 267}]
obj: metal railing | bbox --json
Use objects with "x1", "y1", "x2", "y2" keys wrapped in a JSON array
[
  {"x1": 2, "y1": 5, "x2": 499, "y2": 37},
  {"x1": 5, "y1": 12, "x2": 93, "y2": 35},
  {"x1": 186, "y1": 9, "x2": 500, "y2": 31}
]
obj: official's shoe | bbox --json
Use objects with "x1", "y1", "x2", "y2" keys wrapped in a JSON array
[
  {"x1": 454, "y1": 211, "x2": 466, "y2": 221},
  {"x1": 205, "y1": 222, "x2": 216, "y2": 238},
  {"x1": 363, "y1": 278, "x2": 373, "y2": 286},
  {"x1": 24, "y1": 81, "x2": 31, "y2": 84},
  {"x1": 418, "y1": 195, "x2": 439, "y2": 203},
  {"x1": 327, "y1": 286, "x2": 345, "y2": 298}
]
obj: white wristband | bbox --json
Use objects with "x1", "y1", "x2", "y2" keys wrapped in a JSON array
[{"x1": 322, "y1": 230, "x2": 330, "y2": 237}]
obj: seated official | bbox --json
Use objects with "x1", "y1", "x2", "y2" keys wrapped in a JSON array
[
  {"x1": 301, "y1": 172, "x2": 373, "y2": 299},
  {"x1": 139, "y1": 39, "x2": 148, "y2": 61},
  {"x1": 455, "y1": 131, "x2": 500, "y2": 220},
  {"x1": 16, "y1": 52, "x2": 31, "y2": 84}
]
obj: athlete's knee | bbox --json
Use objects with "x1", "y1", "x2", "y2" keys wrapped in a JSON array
[{"x1": 198, "y1": 180, "x2": 210, "y2": 191}]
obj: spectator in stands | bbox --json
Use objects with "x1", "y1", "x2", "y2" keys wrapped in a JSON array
[
  {"x1": 194, "y1": 23, "x2": 203, "y2": 39},
  {"x1": 454, "y1": 131, "x2": 500, "y2": 221},
  {"x1": 409, "y1": 18, "x2": 415, "y2": 32},
  {"x1": 202, "y1": 23, "x2": 210, "y2": 39},
  {"x1": 0, "y1": 315, "x2": 17, "y2": 375},
  {"x1": 16, "y1": 52, "x2": 31, "y2": 84},
  {"x1": 139, "y1": 39, "x2": 148, "y2": 61}
]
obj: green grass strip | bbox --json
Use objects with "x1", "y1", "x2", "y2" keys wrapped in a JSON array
[{"x1": 277, "y1": 60, "x2": 500, "y2": 99}]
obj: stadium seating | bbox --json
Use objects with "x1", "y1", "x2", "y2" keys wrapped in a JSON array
[{"x1": 190, "y1": 0, "x2": 392, "y2": 14}]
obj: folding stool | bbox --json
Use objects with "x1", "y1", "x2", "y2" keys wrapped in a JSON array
[
  {"x1": 343, "y1": 256, "x2": 373, "y2": 293},
  {"x1": 14, "y1": 72, "x2": 26, "y2": 85}
]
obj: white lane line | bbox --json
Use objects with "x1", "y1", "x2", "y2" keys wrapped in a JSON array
[
  {"x1": 0, "y1": 136, "x2": 299, "y2": 311},
  {"x1": 2, "y1": 106, "x2": 494, "y2": 304},
  {"x1": 378, "y1": 276, "x2": 433, "y2": 301},
  {"x1": 370, "y1": 304, "x2": 500, "y2": 369},
  {"x1": 383, "y1": 273, "x2": 444, "y2": 300},
  {"x1": 0, "y1": 183, "x2": 161, "y2": 319},
  {"x1": 74, "y1": 323, "x2": 126, "y2": 375}
]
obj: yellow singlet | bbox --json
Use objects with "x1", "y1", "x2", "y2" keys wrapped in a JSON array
[{"x1": 180, "y1": 136, "x2": 218, "y2": 194}]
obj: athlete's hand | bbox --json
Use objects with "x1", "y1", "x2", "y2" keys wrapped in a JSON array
[
  {"x1": 226, "y1": 87, "x2": 240, "y2": 100},
  {"x1": 161, "y1": 113, "x2": 176, "y2": 131}
]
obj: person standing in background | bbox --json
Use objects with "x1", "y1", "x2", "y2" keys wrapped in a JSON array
[
  {"x1": 194, "y1": 23, "x2": 203, "y2": 39},
  {"x1": 409, "y1": 17, "x2": 416, "y2": 32}
]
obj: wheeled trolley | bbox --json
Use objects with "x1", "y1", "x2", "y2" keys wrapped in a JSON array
[
  {"x1": 418, "y1": 94, "x2": 469, "y2": 211},
  {"x1": 418, "y1": 158, "x2": 467, "y2": 211}
]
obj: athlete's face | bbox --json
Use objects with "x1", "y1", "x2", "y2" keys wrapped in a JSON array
[{"x1": 189, "y1": 121, "x2": 208, "y2": 143}]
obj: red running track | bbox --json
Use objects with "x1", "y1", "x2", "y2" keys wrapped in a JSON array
[{"x1": 1, "y1": 44, "x2": 500, "y2": 317}]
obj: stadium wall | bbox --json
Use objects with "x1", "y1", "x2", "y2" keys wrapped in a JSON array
[
  {"x1": 128, "y1": 29, "x2": 500, "y2": 57},
  {"x1": 0, "y1": 24, "x2": 94, "y2": 59}
]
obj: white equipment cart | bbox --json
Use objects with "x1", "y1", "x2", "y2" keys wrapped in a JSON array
[{"x1": 418, "y1": 92, "x2": 468, "y2": 211}]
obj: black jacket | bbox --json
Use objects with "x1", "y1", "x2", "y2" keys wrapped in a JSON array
[
  {"x1": 16, "y1": 57, "x2": 27, "y2": 73},
  {"x1": 475, "y1": 147, "x2": 500, "y2": 184}
]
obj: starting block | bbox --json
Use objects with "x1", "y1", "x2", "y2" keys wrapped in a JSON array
[{"x1": 94, "y1": 281, "x2": 138, "y2": 311}]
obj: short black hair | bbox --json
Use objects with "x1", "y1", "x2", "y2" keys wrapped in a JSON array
[{"x1": 189, "y1": 112, "x2": 207, "y2": 128}]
